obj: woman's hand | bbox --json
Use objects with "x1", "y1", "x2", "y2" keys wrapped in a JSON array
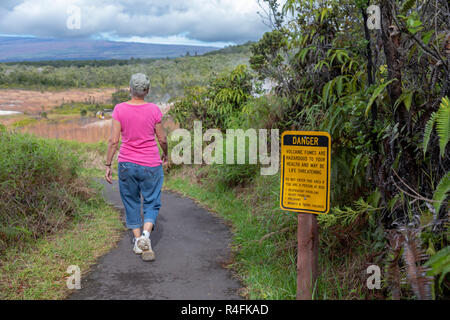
[
  {"x1": 105, "y1": 166, "x2": 113, "y2": 184},
  {"x1": 162, "y1": 153, "x2": 170, "y2": 170}
]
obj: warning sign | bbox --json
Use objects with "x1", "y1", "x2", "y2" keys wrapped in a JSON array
[{"x1": 280, "y1": 131, "x2": 331, "y2": 214}]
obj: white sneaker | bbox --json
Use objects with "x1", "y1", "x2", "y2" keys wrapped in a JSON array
[
  {"x1": 136, "y1": 235, "x2": 150, "y2": 251},
  {"x1": 133, "y1": 238, "x2": 143, "y2": 255},
  {"x1": 137, "y1": 235, "x2": 155, "y2": 262}
]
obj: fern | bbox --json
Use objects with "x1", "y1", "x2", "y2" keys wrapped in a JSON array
[
  {"x1": 423, "y1": 112, "x2": 437, "y2": 156},
  {"x1": 432, "y1": 171, "x2": 450, "y2": 215},
  {"x1": 425, "y1": 247, "x2": 450, "y2": 287},
  {"x1": 423, "y1": 96, "x2": 450, "y2": 157},
  {"x1": 436, "y1": 97, "x2": 450, "y2": 157}
]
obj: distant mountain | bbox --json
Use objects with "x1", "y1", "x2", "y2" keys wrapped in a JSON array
[{"x1": 0, "y1": 36, "x2": 220, "y2": 62}]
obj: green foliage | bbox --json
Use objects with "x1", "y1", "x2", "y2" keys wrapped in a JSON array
[
  {"x1": 203, "y1": 42, "x2": 252, "y2": 56},
  {"x1": 168, "y1": 85, "x2": 209, "y2": 129},
  {"x1": 248, "y1": 0, "x2": 449, "y2": 299},
  {"x1": 317, "y1": 197, "x2": 380, "y2": 229},
  {"x1": 425, "y1": 247, "x2": 450, "y2": 289},
  {"x1": 212, "y1": 137, "x2": 259, "y2": 187},
  {"x1": 423, "y1": 112, "x2": 438, "y2": 156},
  {"x1": 0, "y1": 131, "x2": 86, "y2": 254},
  {"x1": 242, "y1": 95, "x2": 290, "y2": 130},
  {"x1": 397, "y1": 11, "x2": 423, "y2": 35},
  {"x1": 12, "y1": 118, "x2": 38, "y2": 127},
  {"x1": 401, "y1": 0, "x2": 416, "y2": 13},
  {"x1": 213, "y1": 163, "x2": 259, "y2": 188},
  {"x1": 249, "y1": 30, "x2": 288, "y2": 81},
  {"x1": 394, "y1": 90, "x2": 414, "y2": 111},
  {"x1": 423, "y1": 96, "x2": 450, "y2": 158},
  {"x1": 1, "y1": 0, "x2": 446, "y2": 300},
  {"x1": 0, "y1": 46, "x2": 251, "y2": 102},
  {"x1": 169, "y1": 65, "x2": 254, "y2": 130},
  {"x1": 435, "y1": 97, "x2": 450, "y2": 157},
  {"x1": 432, "y1": 172, "x2": 450, "y2": 215},
  {"x1": 365, "y1": 80, "x2": 395, "y2": 117},
  {"x1": 52, "y1": 102, "x2": 111, "y2": 115}
]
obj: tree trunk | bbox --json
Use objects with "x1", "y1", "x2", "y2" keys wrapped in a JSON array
[{"x1": 378, "y1": 1, "x2": 418, "y2": 203}]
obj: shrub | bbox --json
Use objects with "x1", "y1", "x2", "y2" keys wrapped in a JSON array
[
  {"x1": 169, "y1": 65, "x2": 254, "y2": 131},
  {"x1": 212, "y1": 136, "x2": 259, "y2": 187},
  {"x1": 242, "y1": 95, "x2": 290, "y2": 130},
  {"x1": 212, "y1": 163, "x2": 259, "y2": 187},
  {"x1": 0, "y1": 131, "x2": 88, "y2": 254}
]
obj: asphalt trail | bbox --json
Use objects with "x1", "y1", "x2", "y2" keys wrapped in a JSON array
[{"x1": 68, "y1": 179, "x2": 242, "y2": 300}]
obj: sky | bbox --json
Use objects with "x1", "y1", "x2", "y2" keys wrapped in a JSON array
[{"x1": 0, "y1": 0, "x2": 272, "y2": 47}]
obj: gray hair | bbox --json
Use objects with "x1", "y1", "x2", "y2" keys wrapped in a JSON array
[{"x1": 129, "y1": 73, "x2": 150, "y2": 98}]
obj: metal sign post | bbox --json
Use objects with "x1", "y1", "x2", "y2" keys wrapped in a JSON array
[{"x1": 280, "y1": 131, "x2": 331, "y2": 300}]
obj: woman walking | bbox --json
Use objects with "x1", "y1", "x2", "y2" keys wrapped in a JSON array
[{"x1": 105, "y1": 73, "x2": 168, "y2": 262}]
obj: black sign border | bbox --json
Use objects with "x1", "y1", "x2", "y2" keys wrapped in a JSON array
[{"x1": 280, "y1": 133, "x2": 330, "y2": 214}]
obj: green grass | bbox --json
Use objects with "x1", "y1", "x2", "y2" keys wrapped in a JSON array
[
  {"x1": 0, "y1": 179, "x2": 124, "y2": 300},
  {"x1": 0, "y1": 131, "x2": 124, "y2": 299},
  {"x1": 12, "y1": 117, "x2": 38, "y2": 127},
  {"x1": 51, "y1": 102, "x2": 113, "y2": 116}
]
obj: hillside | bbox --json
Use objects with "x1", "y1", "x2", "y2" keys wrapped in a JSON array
[
  {"x1": 0, "y1": 43, "x2": 252, "y2": 102},
  {"x1": 0, "y1": 36, "x2": 219, "y2": 62}
]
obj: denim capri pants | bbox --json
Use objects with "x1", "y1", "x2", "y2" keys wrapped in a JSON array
[{"x1": 118, "y1": 162, "x2": 164, "y2": 229}]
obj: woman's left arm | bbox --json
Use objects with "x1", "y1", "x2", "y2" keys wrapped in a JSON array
[{"x1": 105, "y1": 119, "x2": 121, "y2": 184}]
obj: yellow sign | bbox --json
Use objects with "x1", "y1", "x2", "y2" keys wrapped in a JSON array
[{"x1": 280, "y1": 131, "x2": 331, "y2": 214}]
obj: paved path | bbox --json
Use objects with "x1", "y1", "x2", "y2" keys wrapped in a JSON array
[{"x1": 68, "y1": 179, "x2": 242, "y2": 300}]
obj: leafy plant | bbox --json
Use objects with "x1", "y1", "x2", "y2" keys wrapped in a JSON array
[
  {"x1": 432, "y1": 171, "x2": 450, "y2": 215},
  {"x1": 425, "y1": 247, "x2": 450, "y2": 290},
  {"x1": 365, "y1": 80, "x2": 395, "y2": 118},
  {"x1": 169, "y1": 65, "x2": 254, "y2": 131},
  {"x1": 0, "y1": 131, "x2": 88, "y2": 255},
  {"x1": 423, "y1": 96, "x2": 450, "y2": 158}
]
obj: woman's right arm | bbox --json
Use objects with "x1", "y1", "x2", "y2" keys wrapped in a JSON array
[{"x1": 155, "y1": 123, "x2": 168, "y2": 165}]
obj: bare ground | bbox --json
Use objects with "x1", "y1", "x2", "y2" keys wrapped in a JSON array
[{"x1": 0, "y1": 88, "x2": 116, "y2": 114}]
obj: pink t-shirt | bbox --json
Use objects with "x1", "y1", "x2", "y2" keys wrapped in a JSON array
[{"x1": 112, "y1": 102, "x2": 163, "y2": 167}]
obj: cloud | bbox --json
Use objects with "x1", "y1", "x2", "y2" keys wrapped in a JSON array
[{"x1": 0, "y1": 0, "x2": 270, "y2": 46}]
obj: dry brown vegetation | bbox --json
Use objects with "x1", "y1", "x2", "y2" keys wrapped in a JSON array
[
  {"x1": 18, "y1": 119, "x2": 112, "y2": 143},
  {"x1": 14, "y1": 112, "x2": 177, "y2": 144},
  {"x1": 0, "y1": 88, "x2": 116, "y2": 114}
]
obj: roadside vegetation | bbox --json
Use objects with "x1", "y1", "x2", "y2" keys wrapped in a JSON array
[{"x1": 0, "y1": 127, "x2": 123, "y2": 299}]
